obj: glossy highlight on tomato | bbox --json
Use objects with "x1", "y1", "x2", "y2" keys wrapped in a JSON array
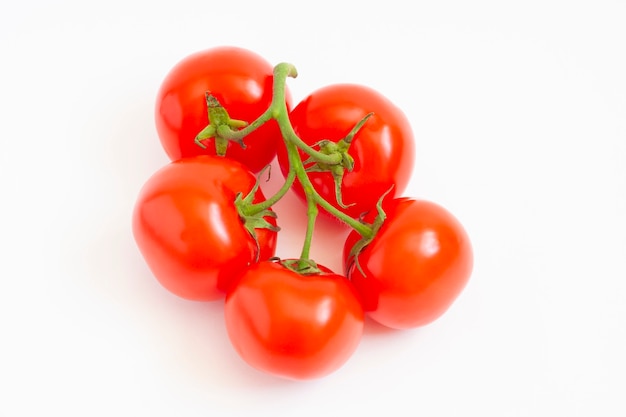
[
  {"x1": 132, "y1": 155, "x2": 277, "y2": 301},
  {"x1": 344, "y1": 198, "x2": 473, "y2": 329},
  {"x1": 277, "y1": 83, "x2": 415, "y2": 219},
  {"x1": 155, "y1": 46, "x2": 291, "y2": 172},
  {"x1": 224, "y1": 261, "x2": 364, "y2": 380}
]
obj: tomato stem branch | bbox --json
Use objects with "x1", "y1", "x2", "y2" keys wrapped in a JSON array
[
  {"x1": 300, "y1": 195, "x2": 318, "y2": 262},
  {"x1": 284, "y1": 136, "x2": 374, "y2": 260},
  {"x1": 313, "y1": 194, "x2": 373, "y2": 238},
  {"x1": 269, "y1": 63, "x2": 376, "y2": 257},
  {"x1": 243, "y1": 167, "x2": 296, "y2": 216},
  {"x1": 201, "y1": 61, "x2": 381, "y2": 266}
]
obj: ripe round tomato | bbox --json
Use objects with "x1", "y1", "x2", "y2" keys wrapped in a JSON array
[
  {"x1": 155, "y1": 46, "x2": 291, "y2": 172},
  {"x1": 277, "y1": 83, "x2": 415, "y2": 219},
  {"x1": 224, "y1": 261, "x2": 364, "y2": 380},
  {"x1": 343, "y1": 198, "x2": 473, "y2": 329},
  {"x1": 132, "y1": 155, "x2": 277, "y2": 301}
]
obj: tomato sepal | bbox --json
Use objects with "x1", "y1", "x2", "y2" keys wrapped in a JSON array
[
  {"x1": 302, "y1": 113, "x2": 373, "y2": 209},
  {"x1": 194, "y1": 92, "x2": 250, "y2": 156},
  {"x1": 235, "y1": 166, "x2": 281, "y2": 262},
  {"x1": 279, "y1": 258, "x2": 325, "y2": 275},
  {"x1": 346, "y1": 185, "x2": 394, "y2": 276}
]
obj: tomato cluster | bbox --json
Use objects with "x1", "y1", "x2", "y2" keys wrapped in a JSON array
[{"x1": 132, "y1": 46, "x2": 473, "y2": 380}]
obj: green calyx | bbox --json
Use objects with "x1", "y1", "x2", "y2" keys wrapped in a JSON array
[
  {"x1": 195, "y1": 92, "x2": 249, "y2": 156},
  {"x1": 305, "y1": 140, "x2": 354, "y2": 208},
  {"x1": 347, "y1": 186, "x2": 394, "y2": 276},
  {"x1": 303, "y1": 113, "x2": 373, "y2": 209},
  {"x1": 280, "y1": 258, "x2": 324, "y2": 275},
  {"x1": 235, "y1": 167, "x2": 281, "y2": 262}
]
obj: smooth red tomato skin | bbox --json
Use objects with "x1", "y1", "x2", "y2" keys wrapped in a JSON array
[
  {"x1": 155, "y1": 46, "x2": 290, "y2": 172},
  {"x1": 225, "y1": 261, "x2": 364, "y2": 380},
  {"x1": 132, "y1": 156, "x2": 277, "y2": 301},
  {"x1": 343, "y1": 198, "x2": 473, "y2": 329},
  {"x1": 277, "y1": 84, "x2": 415, "y2": 219}
]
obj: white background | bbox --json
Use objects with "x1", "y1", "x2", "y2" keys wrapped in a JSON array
[{"x1": 1, "y1": 1, "x2": 625, "y2": 416}]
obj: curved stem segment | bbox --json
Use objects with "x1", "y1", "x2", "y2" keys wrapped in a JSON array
[{"x1": 242, "y1": 167, "x2": 296, "y2": 216}]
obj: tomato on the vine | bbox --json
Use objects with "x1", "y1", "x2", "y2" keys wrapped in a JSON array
[
  {"x1": 155, "y1": 46, "x2": 291, "y2": 172},
  {"x1": 343, "y1": 198, "x2": 473, "y2": 329},
  {"x1": 277, "y1": 83, "x2": 415, "y2": 219},
  {"x1": 132, "y1": 155, "x2": 277, "y2": 301},
  {"x1": 224, "y1": 260, "x2": 364, "y2": 380}
]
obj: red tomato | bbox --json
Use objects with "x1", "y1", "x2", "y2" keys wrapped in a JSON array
[
  {"x1": 132, "y1": 156, "x2": 277, "y2": 301},
  {"x1": 224, "y1": 261, "x2": 364, "y2": 380},
  {"x1": 277, "y1": 83, "x2": 415, "y2": 219},
  {"x1": 155, "y1": 46, "x2": 291, "y2": 172},
  {"x1": 343, "y1": 198, "x2": 473, "y2": 329}
]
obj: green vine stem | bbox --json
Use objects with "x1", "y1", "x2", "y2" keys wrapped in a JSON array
[
  {"x1": 280, "y1": 122, "x2": 374, "y2": 241},
  {"x1": 197, "y1": 61, "x2": 381, "y2": 267}
]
